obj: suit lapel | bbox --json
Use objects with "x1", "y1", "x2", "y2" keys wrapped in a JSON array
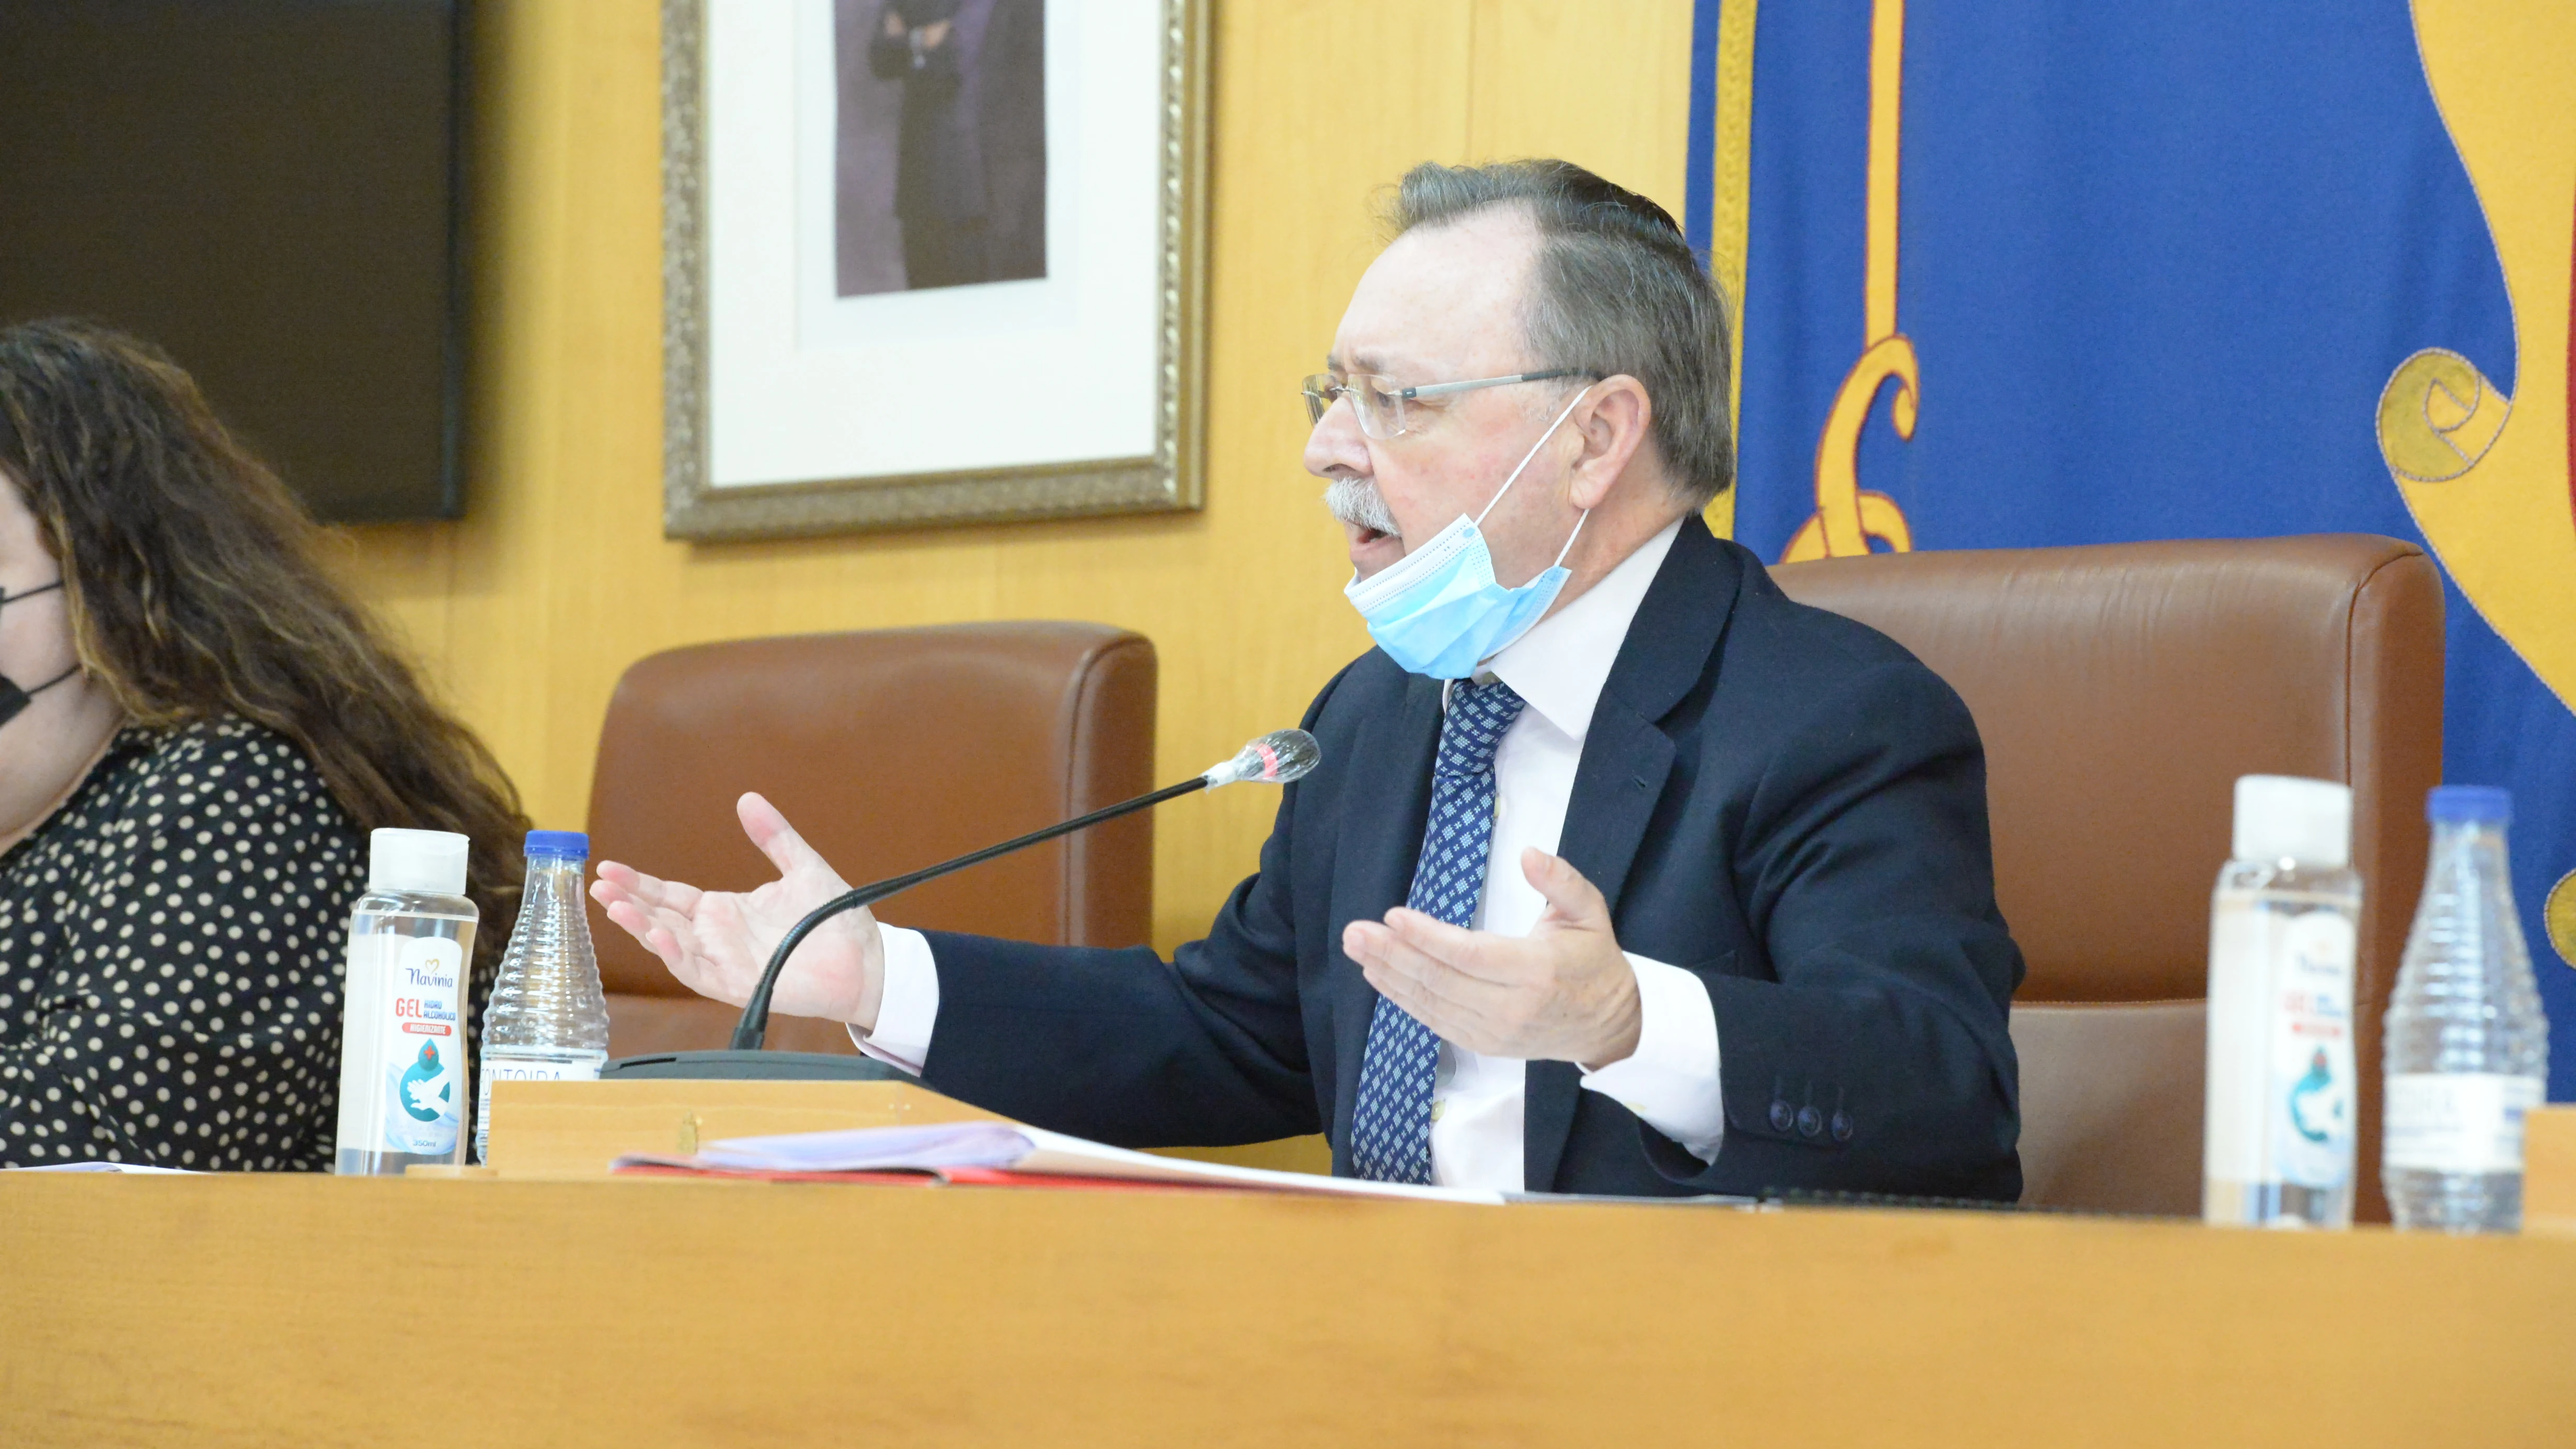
[
  {"x1": 1523, "y1": 517, "x2": 1746, "y2": 1191},
  {"x1": 1325, "y1": 670, "x2": 1444, "y2": 1171}
]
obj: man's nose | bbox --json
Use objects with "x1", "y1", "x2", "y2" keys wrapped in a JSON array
[{"x1": 1302, "y1": 395, "x2": 1371, "y2": 480}]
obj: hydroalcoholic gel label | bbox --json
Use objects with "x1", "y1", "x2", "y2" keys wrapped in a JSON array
[
  {"x1": 2205, "y1": 902, "x2": 2355, "y2": 1191},
  {"x1": 2383, "y1": 1073, "x2": 2544, "y2": 1175},
  {"x1": 377, "y1": 936, "x2": 465, "y2": 1155},
  {"x1": 2269, "y1": 913, "x2": 2354, "y2": 1189}
]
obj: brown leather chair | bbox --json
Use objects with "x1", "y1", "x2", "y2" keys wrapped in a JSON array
[
  {"x1": 584, "y1": 623, "x2": 1158, "y2": 1058},
  {"x1": 1773, "y1": 535, "x2": 2443, "y2": 1218}
]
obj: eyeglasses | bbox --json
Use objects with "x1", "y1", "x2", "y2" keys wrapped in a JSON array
[{"x1": 1300, "y1": 367, "x2": 1592, "y2": 440}]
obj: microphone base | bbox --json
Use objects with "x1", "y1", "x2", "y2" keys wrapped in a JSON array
[{"x1": 596, "y1": 1050, "x2": 916, "y2": 1082}]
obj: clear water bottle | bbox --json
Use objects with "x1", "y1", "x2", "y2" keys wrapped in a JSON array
[
  {"x1": 2204, "y1": 776, "x2": 2362, "y2": 1228},
  {"x1": 2382, "y1": 786, "x2": 2551, "y2": 1232},
  {"x1": 473, "y1": 830, "x2": 611, "y2": 1164},
  {"x1": 334, "y1": 830, "x2": 480, "y2": 1176}
]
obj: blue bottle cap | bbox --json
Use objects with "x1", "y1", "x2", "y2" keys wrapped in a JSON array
[
  {"x1": 2427, "y1": 785, "x2": 2512, "y2": 825},
  {"x1": 524, "y1": 829, "x2": 590, "y2": 859}
]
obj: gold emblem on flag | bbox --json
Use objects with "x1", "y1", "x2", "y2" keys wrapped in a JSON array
[{"x1": 1782, "y1": 0, "x2": 1919, "y2": 563}]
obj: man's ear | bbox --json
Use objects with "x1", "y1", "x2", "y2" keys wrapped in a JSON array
[{"x1": 1567, "y1": 375, "x2": 1652, "y2": 510}]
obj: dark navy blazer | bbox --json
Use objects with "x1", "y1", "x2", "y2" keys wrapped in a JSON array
[{"x1": 918, "y1": 516, "x2": 2025, "y2": 1199}]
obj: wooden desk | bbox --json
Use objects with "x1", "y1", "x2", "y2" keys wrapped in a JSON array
[{"x1": 6, "y1": 1166, "x2": 2574, "y2": 1445}]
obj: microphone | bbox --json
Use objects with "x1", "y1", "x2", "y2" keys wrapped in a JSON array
[{"x1": 595, "y1": 729, "x2": 1320, "y2": 1082}]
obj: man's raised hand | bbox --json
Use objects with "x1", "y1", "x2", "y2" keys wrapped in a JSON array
[{"x1": 589, "y1": 792, "x2": 888, "y2": 1031}]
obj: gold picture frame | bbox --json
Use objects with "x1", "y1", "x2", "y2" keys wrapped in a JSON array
[{"x1": 661, "y1": 0, "x2": 1208, "y2": 540}]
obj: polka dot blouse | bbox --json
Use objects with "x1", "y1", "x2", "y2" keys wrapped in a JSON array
[{"x1": 0, "y1": 718, "x2": 365, "y2": 1170}]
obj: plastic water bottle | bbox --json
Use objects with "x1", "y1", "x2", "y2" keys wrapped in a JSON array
[
  {"x1": 2382, "y1": 786, "x2": 2551, "y2": 1232},
  {"x1": 2203, "y1": 776, "x2": 2362, "y2": 1228},
  {"x1": 334, "y1": 830, "x2": 479, "y2": 1176},
  {"x1": 473, "y1": 830, "x2": 611, "y2": 1164}
]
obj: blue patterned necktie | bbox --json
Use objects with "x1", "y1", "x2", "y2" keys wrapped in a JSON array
[{"x1": 1350, "y1": 677, "x2": 1528, "y2": 1183}]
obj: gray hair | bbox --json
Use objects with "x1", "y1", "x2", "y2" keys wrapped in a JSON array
[{"x1": 1380, "y1": 159, "x2": 1735, "y2": 508}]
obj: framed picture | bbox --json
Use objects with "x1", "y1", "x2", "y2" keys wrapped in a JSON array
[{"x1": 662, "y1": 0, "x2": 1208, "y2": 539}]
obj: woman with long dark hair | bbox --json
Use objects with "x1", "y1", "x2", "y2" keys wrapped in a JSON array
[{"x1": 0, "y1": 319, "x2": 527, "y2": 1169}]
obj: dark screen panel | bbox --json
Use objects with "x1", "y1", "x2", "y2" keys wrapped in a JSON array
[{"x1": 0, "y1": 0, "x2": 461, "y2": 522}]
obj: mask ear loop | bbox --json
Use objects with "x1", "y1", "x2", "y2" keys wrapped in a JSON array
[
  {"x1": 1474, "y1": 384, "x2": 1595, "y2": 530},
  {"x1": 8, "y1": 662, "x2": 78, "y2": 699},
  {"x1": 0, "y1": 580, "x2": 78, "y2": 702},
  {"x1": 1549, "y1": 500, "x2": 1591, "y2": 570}
]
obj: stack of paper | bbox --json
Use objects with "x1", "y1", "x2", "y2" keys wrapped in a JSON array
[
  {"x1": 5, "y1": 1162, "x2": 195, "y2": 1174},
  {"x1": 615, "y1": 1121, "x2": 1504, "y2": 1204}
]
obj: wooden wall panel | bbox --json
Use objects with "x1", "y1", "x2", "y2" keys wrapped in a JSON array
[{"x1": 332, "y1": 0, "x2": 1696, "y2": 952}]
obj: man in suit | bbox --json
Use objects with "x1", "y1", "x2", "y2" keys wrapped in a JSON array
[
  {"x1": 593, "y1": 160, "x2": 2024, "y2": 1200},
  {"x1": 865, "y1": 0, "x2": 1045, "y2": 291}
]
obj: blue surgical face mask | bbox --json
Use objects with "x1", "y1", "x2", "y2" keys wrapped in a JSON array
[{"x1": 1343, "y1": 387, "x2": 1593, "y2": 680}]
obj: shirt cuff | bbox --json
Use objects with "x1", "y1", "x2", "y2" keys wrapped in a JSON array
[
  {"x1": 1579, "y1": 953, "x2": 1724, "y2": 1164},
  {"x1": 847, "y1": 925, "x2": 939, "y2": 1075}
]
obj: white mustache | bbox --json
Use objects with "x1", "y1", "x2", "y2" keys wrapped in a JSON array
[{"x1": 1321, "y1": 476, "x2": 1399, "y2": 536}]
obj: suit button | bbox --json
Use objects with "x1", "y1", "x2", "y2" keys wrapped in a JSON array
[
  {"x1": 1768, "y1": 1100, "x2": 1793, "y2": 1133},
  {"x1": 1796, "y1": 1106, "x2": 1824, "y2": 1138},
  {"x1": 1831, "y1": 1110, "x2": 1854, "y2": 1142}
]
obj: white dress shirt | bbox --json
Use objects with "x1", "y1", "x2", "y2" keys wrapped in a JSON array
[{"x1": 856, "y1": 518, "x2": 1725, "y2": 1190}]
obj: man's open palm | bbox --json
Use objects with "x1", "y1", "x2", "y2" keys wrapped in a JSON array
[{"x1": 589, "y1": 792, "x2": 887, "y2": 1030}]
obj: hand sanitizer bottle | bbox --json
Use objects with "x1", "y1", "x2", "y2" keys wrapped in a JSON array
[
  {"x1": 334, "y1": 829, "x2": 480, "y2": 1176},
  {"x1": 2203, "y1": 776, "x2": 2362, "y2": 1228}
]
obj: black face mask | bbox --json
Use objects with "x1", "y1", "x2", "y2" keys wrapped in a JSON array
[{"x1": 0, "y1": 579, "x2": 74, "y2": 729}]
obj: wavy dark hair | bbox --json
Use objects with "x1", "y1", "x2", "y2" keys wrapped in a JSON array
[{"x1": 0, "y1": 319, "x2": 528, "y2": 985}]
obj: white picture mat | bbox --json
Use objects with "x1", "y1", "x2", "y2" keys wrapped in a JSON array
[{"x1": 706, "y1": 0, "x2": 1163, "y2": 489}]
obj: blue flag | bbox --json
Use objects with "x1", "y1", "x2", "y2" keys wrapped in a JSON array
[{"x1": 1689, "y1": 0, "x2": 2576, "y2": 1096}]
